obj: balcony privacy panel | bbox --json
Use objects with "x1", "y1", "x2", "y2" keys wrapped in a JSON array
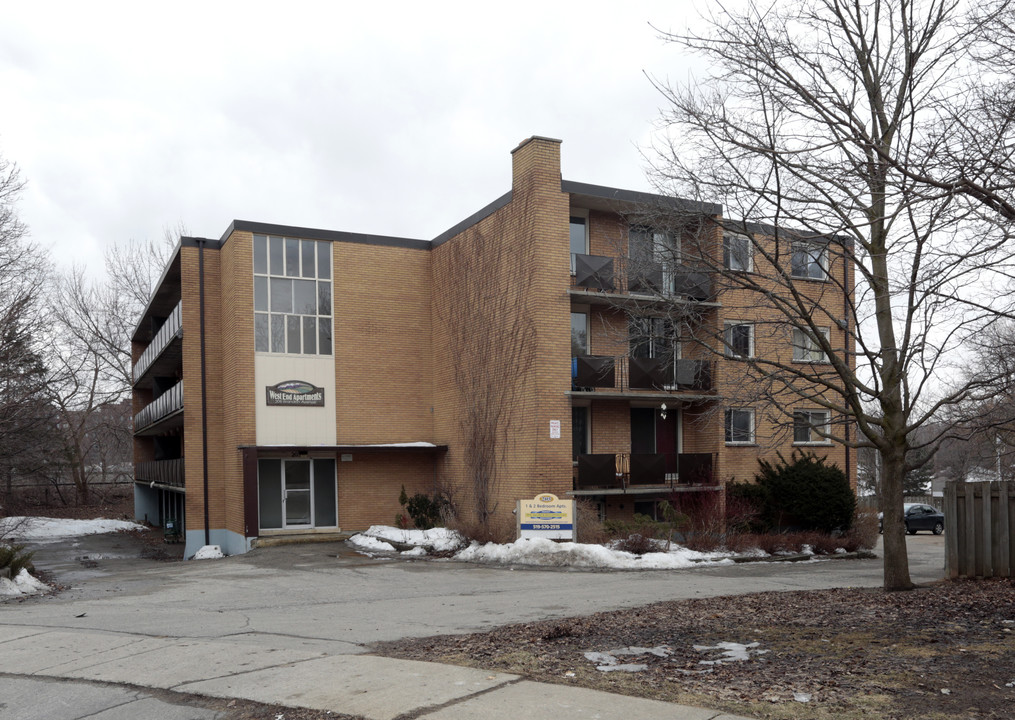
[
  {"x1": 134, "y1": 459, "x2": 185, "y2": 488},
  {"x1": 574, "y1": 254, "x2": 615, "y2": 291},
  {"x1": 629, "y1": 263, "x2": 664, "y2": 294},
  {"x1": 629, "y1": 453, "x2": 666, "y2": 485},
  {"x1": 678, "y1": 453, "x2": 715, "y2": 485},
  {"x1": 675, "y1": 359, "x2": 713, "y2": 390},
  {"x1": 574, "y1": 355, "x2": 616, "y2": 389},
  {"x1": 629, "y1": 357, "x2": 670, "y2": 389},
  {"x1": 577, "y1": 454, "x2": 622, "y2": 489},
  {"x1": 672, "y1": 272, "x2": 711, "y2": 301}
]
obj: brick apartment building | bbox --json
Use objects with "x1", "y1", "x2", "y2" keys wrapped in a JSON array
[{"x1": 132, "y1": 136, "x2": 855, "y2": 558}]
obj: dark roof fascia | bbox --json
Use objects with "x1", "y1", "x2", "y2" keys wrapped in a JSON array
[
  {"x1": 181, "y1": 235, "x2": 222, "y2": 250},
  {"x1": 562, "y1": 179, "x2": 722, "y2": 216},
  {"x1": 723, "y1": 219, "x2": 853, "y2": 247},
  {"x1": 431, "y1": 190, "x2": 513, "y2": 247},
  {"x1": 130, "y1": 241, "x2": 184, "y2": 343},
  {"x1": 222, "y1": 220, "x2": 431, "y2": 251}
]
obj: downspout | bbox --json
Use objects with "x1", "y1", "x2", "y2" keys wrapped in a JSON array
[
  {"x1": 199, "y1": 239, "x2": 211, "y2": 546},
  {"x1": 843, "y1": 240, "x2": 851, "y2": 486}
]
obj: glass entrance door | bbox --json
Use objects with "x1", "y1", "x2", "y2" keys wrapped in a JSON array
[
  {"x1": 283, "y1": 460, "x2": 312, "y2": 527},
  {"x1": 257, "y1": 457, "x2": 337, "y2": 531}
]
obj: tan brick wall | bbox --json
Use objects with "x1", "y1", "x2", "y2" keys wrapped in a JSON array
[
  {"x1": 332, "y1": 243, "x2": 433, "y2": 443},
  {"x1": 336, "y1": 454, "x2": 437, "y2": 531},
  {"x1": 431, "y1": 137, "x2": 573, "y2": 526},
  {"x1": 219, "y1": 231, "x2": 256, "y2": 537}
]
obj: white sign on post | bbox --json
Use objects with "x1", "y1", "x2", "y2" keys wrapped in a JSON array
[{"x1": 517, "y1": 493, "x2": 574, "y2": 540}]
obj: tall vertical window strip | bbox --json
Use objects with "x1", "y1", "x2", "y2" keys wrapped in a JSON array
[{"x1": 253, "y1": 234, "x2": 333, "y2": 355}]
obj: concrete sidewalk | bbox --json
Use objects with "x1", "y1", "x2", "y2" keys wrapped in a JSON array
[{"x1": 0, "y1": 625, "x2": 754, "y2": 720}]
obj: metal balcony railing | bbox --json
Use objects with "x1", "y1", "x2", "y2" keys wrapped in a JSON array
[
  {"x1": 571, "y1": 254, "x2": 712, "y2": 301},
  {"x1": 133, "y1": 302, "x2": 182, "y2": 384},
  {"x1": 134, "y1": 381, "x2": 183, "y2": 432},
  {"x1": 572, "y1": 356, "x2": 714, "y2": 393},
  {"x1": 135, "y1": 458, "x2": 185, "y2": 488},
  {"x1": 575, "y1": 452, "x2": 717, "y2": 491}
]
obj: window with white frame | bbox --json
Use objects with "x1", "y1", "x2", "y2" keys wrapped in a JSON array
[
  {"x1": 794, "y1": 410, "x2": 831, "y2": 444},
  {"x1": 723, "y1": 233, "x2": 752, "y2": 272},
  {"x1": 725, "y1": 408, "x2": 755, "y2": 444},
  {"x1": 253, "y1": 234, "x2": 333, "y2": 355},
  {"x1": 791, "y1": 241, "x2": 828, "y2": 280},
  {"x1": 792, "y1": 327, "x2": 830, "y2": 363},
  {"x1": 724, "y1": 322, "x2": 754, "y2": 358}
]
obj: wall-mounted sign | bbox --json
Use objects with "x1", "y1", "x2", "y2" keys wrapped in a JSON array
[
  {"x1": 549, "y1": 420, "x2": 561, "y2": 439},
  {"x1": 265, "y1": 380, "x2": 325, "y2": 407},
  {"x1": 518, "y1": 493, "x2": 574, "y2": 540}
]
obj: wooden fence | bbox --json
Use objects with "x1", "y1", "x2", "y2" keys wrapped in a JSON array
[{"x1": 944, "y1": 481, "x2": 1015, "y2": 578}]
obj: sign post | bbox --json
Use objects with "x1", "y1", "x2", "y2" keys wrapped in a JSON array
[{"x1": 517, "y1": 493, "x2": 574, "y2": 540}]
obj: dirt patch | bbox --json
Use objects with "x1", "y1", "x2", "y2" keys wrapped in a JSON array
[{"x1": 373, "y1": 579, "x2": 1015, "y2": 719}]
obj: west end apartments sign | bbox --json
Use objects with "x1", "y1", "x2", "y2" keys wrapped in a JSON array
[{"x1": 265, "y1": 380, "x2": 325, "y2": 407}]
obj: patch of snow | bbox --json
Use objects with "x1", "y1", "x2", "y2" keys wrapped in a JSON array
[
  {"x1": 794, "y1": 692, "x2": 812, "y2": 703},
  {"x1": 454, "y1": 536, "x2": 733, "y2": 569},
  {"x1": 192, "y1": 545, "x2": 224, "y2": 560},
  {"x1": 584, "y1": 646, "x2": 672, "y2": 673},
  {"x1": 401, "y1": 546, "x2": 427, "y2": 557},
  {"x1": 347, "y1": 534, "x2": 396, "y2": 553},
  {"x1": 361, "y1": 526, "x2": 463, "y2": 552},
  {"x1": 694, "y1": 641, "x2": 769, "y2": 665},
  {"x1": 0, "y1": 516, "x2": 145, "y2": 540},
  {"x1": 0, "y1": 569, "x2": 50, "y2": 598}
]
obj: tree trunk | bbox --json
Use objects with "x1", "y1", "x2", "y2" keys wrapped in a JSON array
[{"x1": 880, "y1": 444, "x2": 914, "y2": 591}]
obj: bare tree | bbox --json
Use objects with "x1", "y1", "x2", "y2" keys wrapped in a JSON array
[
  {"x1": 651, "y1": 0, "x2": 1015, "y2": 590},
  {"x1": 0, "y1": 151, "x2": 52, "y2": 506}
]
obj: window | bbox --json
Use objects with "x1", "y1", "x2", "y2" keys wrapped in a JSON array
[
  {"x1": 571, "y1": 311, "x2": 589, "y2": 356},
  {"x1": 792, "y1": 327, "x2": 830, "y2": 363},
  {"x1": 791, "y1": 242, "x2": 828, "y2": 280},
  {"x1": 724, "y1": 322, "x2": 754, "y2": 358},
  {"x1": 572, "y1": 406, "x2": 589, "y2": 461},
  {"x1": 794, "y1": 410, "x2": 831, "y2": 444},
  {"x1": 724, "y1": 234, "x2": 752, "y2": 272},
  {"x1": 725, "y1": 409, "x2": 755, "y2": 444},
  {"x1": 253, "y1": 234, "x2": 332, "y2": 355},
  {"x1": 630, "y1": 226, "x2": 679, "y2": 265},
  {"x1": 570, "y1": 215, "x2": 587, "y2": 273}
]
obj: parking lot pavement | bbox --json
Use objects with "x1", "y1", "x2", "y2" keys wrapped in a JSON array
[
  {"x1": 0, "y1": 531, "x2": 944, "y2": 720},
  {"x1": 0, "y1": 675, "x2": 222, "y2": 720}
]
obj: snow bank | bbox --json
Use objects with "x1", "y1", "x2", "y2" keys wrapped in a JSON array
[
  {"x1": 455, "y1": 536, "x2": 734, "y2": 569},
  {"x1": 0, "y1": 569, "x2": 50, "y2": 598},
  {"x1": 192, "y1": 545, "x2": 224, "y2": 560},
  {"x1": 361, "y1": 526, "x2": 464, "y2": 553},
  {"x1": 346, "y1": 525, "x2": 736, "y2": 569},
  {"x1": 0, "y1": 517, "x2": 145, "y2": 540}
]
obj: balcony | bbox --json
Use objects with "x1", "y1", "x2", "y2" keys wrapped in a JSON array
[
  {"x1": 134, "y1": 381, "x2": 184, "y2": 434},
  {"x1": 133, "y1": 302, "x2": 182, "y2": 385},
  {"x1": 571, "y1": 254, "x2": 713, "y2": 301},
  {"x1": 135, "y1": 458, "x2": 185, "y2": 488},
  {"x1": 572, "y1": 356, "x2": 713, "y2": 393},
  {"x1": 574, "y1": 452, "x2": 717, "y2": 493}
]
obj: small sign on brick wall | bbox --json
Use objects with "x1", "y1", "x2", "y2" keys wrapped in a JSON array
[{"x1": 549, "y1": 419, "x2": 561, "y2": 439}]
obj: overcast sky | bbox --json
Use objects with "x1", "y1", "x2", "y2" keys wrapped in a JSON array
[{"x1": 0, "y1": 1, "x2": 702, "y2": 276}]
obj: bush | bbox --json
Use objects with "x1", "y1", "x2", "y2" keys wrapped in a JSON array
[
  {"x1": 753, "y1": 451, "x2": 855, "y2": 533},
  {"x1": 0, "y1": 543, "x2": 35, "y2": 577},
  {"x1": 398, "y1": 485, "x2": 455, "y2": 530}
]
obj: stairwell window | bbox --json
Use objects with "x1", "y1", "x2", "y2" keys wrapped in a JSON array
[
  {"x1": 725, "y1": 408, "x2": 755, "y2": 444},
  {"x1": 791, "y1": 241, "x2": 828, "y2": 280},
  {"x1": 724, "y1": 322, "x2": 754, "y2": 359},
  {"x1": 724, "y1": 233, "x2": 752, "y2": 272},
  {"x1": 792, "y1": 327, "x2": 830, "y2": 363},
  {"x1": 794, "y1": 410, "x2": 831, "y2": 444},
  {"x1": 253, "y1": 235, "x2": 333, "y2": 355}
]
